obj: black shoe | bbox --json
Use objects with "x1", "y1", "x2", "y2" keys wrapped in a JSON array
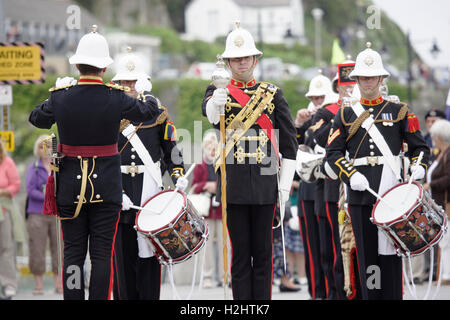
[{"x1": 279, "y1": 283, "x2": 301, "y2": 292}]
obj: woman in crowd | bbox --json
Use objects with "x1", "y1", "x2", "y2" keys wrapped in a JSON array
[
  {"x1": 0, "y1": 140, "x2": 22, "y2": 299},
  {"x1": 423, "y1": 119, "x2": 450, "y2": 285},
  {"x1": 25, "y1": 135, "x2": 61, "y2": 294},
  {"x1": 191, "y1": 132, "x2": 228, "y2": 288}
]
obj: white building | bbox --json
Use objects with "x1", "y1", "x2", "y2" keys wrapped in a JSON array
[{"x1": 184, "y1": 0, "x2": 306, "y2": 44}]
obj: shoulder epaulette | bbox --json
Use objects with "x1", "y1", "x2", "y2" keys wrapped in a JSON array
[
  {"x1": 259, "y1": 81, "x2": 278, "y2": 93},
  {"x1": 140, "y1": 107, "x2": 169, "y2": 129},
  {"x1": 105, "y1": 82, "x2": 130, "y2": 92},
  {"x1": 137, "y1": 92, "x2": 157, "y2": 103},
  {"x1": 49, "y1": 84, "x2": 74, "y2": 92}
]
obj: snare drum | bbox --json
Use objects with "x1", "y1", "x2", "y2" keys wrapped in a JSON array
[
  {"x1": 371, "y1": 182, "x2": 447, "y2": 257},
  {"x1": 135, "y1": 189, "x2": 208, "y2": 265}
]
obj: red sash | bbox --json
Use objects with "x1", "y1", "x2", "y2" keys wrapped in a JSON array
[
  {"x1": 58, "y1": 143, "x2": 118, "y2": 157},
  {"x1": 226, "y1": 84, "x2": 280, "y2": 165}
]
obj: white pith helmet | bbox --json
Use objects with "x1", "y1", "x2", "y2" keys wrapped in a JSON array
[
  {"x1": 112, "y1": 46, "x2": 151, "y2": 82},
  {"x1": 222, "y1": 21, "x2": 263, "y2": 59},
  {"x1": 305, "y1": 70, "x2": 332, "y2": 98},
  {"x1": 69, "y1": 25, "x2": 113, "y2": 69},
  {"x1": 321, "y1": 88, "x2": 340, "y2": 107},
  {"x1": 349, "y1": 42, "x2": 390, "y2": 79}
]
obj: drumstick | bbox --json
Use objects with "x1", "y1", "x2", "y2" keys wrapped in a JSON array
[
  {"x1": 401, "y1": 151, "x2": 424, "y2": 205},
  {"x1": 129, "y1": 204, "x2": 160, "y2": 215},
  {"x1": 366, "y1": 186, "x2": 396, "y2": 211},
  {"x1": 157, "y1": 163, "x2": 198, "y2": 215}
]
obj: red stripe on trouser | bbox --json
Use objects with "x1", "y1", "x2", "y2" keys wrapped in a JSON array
[
  {"x1": 347, "y1": 206, "x2": 362, "y2": 291},
  {"x1": 107, "y1": 210, "x2": 121, "y2": 300},
  {"x1": 301, "y1": 200, "x2": 316, "y2": 299},
  {"x1": 325, "y1": 202, "x2": 338, "y2": 281},
  {"x1": 317, "y1": 215, "x2": 329, "y2": 299}
]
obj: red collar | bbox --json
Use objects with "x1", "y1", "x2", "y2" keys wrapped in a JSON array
[
  {"x1": 337, "y1": 99, "x2": 342, "y2": 106},
  {"x1": 360, "y1": 96, "x2": 383, "y2": 106},
  {"x1": 78, "y1": 76, "x2": 103, "y2": 85},
  {"x1": 230, "y1": 78, "x2": 256, "y2": 89}
]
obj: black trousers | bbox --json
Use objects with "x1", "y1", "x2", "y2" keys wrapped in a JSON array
[
  {"x1": 325, "y1": 201, "x2": 347, "y2": 300},
  {"x1": 59, "y1": 202, "x2": 121, "y2": 300},
  {"x1": 298, "y1": 200, "x2": 326, "y2": 299},
  {"x1": 317, "y1": 213, "x2": 337, "y2": 300},
  {"x1": 298, "y1": 212, "x2": 312, "y2": 297},
  {"x1": 113, "y1": 221, "x2": 161, "y2": 300},
  {"x1": 226, "y1": 203, "x2": 275, "y2": 300},
  {"x1": 348, "y1": 205, "x2": 403, "y2": 300}
]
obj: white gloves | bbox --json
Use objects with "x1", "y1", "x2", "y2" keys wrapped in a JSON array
[
  {"x1": 56, "y1": 76, "x2": 77, "y2": 87},
  {"x1": 206, "y1": 88, "x2": 227, "y2": 124},
  {"x1": 288, "y1": 216, "x2": 300, "y2": 231},
  {"x1": 122, "y1": 193, "x2": 133, "y2": 211},
  {"x1": 349, "y1": 171, "x2": 370, "y2": 191},
  {"x1": 410, "y1": 165, "x2": 425, "y2": 180},
  {"x1": 135, "y1": 76, "x2": 153, "y2": 93},
  {"x1": 175, "y1": 176, "x2": 189, "y2": 192},
  {"x1": 279, "y1": 158, "x2": 297, "y2": 204}
]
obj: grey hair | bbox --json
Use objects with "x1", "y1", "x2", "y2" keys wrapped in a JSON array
[
  {"x1": 202, "y1": 131, "x2": 218, "y2": 150},
  {"x1": 430, "y1": 119, "x2": 450, "y2": 143}
]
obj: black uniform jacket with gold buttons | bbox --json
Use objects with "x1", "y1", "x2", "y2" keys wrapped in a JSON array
[
  {"x1": 325, "y1": 97, "x2": 429, "y2": 206},
  {"x1": 201, "y1": 81, "x2": 297, "y2": 205},
  {"x1": 312, "y1": 103, "x2": 342, "y2": 203},
  {"x1": 118, "y1": 113, "x2": 184, "y2": 223},
  {"x1": 29, "y1": 79, "x2": 163, "y2": 208}
]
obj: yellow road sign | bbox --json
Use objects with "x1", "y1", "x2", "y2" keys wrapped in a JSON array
[
  {"x1": 0, "y1": 131, "x2": 14, "y2": 152},
  {"x1": 0, "y1": 42, "x2": 45, "y2": 84}
]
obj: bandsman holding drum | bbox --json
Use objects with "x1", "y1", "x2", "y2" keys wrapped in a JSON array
[
  {"x1": 202, "y1": 22, "x2": 298, "y2": 300},
  {"x1": 111, "y1": 48, "x2": 187, "y2": 300},
  {"x1": 295, "y1": 71, "x2": 332, "y2": 300},
  {"x1": 325, "y1": 42, "x2": 430, "y2": 300},
  {"x1": 28, "y1": 26, "x2": 163, "y2": 300}
]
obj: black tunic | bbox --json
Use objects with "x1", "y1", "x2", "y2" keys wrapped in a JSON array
[
  {"x1": 325, "y1": 99, "x2": 430, "y2": 205},
  {"x1": 29, "y1": 83, "x2": 163, "y2": 207},
  {"x1": 201, "y1": 82, "x2": 297, "y2": 205}
]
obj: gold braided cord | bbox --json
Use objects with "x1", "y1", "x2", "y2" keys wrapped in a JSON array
[{"x1": 346, "y1": 109, "x2": 371, "y2": 142}]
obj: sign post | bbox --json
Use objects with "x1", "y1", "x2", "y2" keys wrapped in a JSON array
[
  {"x1": 0, "y1": 42, "x2": 45, "y2": 152},
  {"x1": 0, "y1": 42, "x2": 45, "y2": 84}
]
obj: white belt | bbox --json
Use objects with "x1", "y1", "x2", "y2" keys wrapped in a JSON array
[
  {"x1": 121, "y1": 162, "x2": 160, "y2": 176},
  {"x1": 353, "y1": 155, "x2": 400, "y2": 167}
]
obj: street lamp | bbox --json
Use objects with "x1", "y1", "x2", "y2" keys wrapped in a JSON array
[
  {"x1": 430, "y1": 39, "x2": 440, "y2": 59},
  {"x1": 283, "y1": 28, "x2": 295, "y2": 49},
  {"x1": 311, "y1": 8, "x2": 324, "y2": 66}
]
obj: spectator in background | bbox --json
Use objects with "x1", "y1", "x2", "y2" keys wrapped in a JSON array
[
  {"x1": 191, "y1": 132, "x2": 228, "y2": 288},
  {"x1": 0, "y1": 140, "x2": 22, "y2": 299},
  {"x1": 423, "y1": 119, "x2": 450, "y2": 285},
  {"x1": 272, "y1": 203, "x2": 300, "y2": 293},
  {"x1": 424, "y1": 108, "x2": 446, "y2": 160},
  {"x1": 25, "y1": 135, "x2": 61, "y2": 295}
]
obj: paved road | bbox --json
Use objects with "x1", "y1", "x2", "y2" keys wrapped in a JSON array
[{"x1": 8, "y1": 274, "x2": 450, "y2": 300}]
